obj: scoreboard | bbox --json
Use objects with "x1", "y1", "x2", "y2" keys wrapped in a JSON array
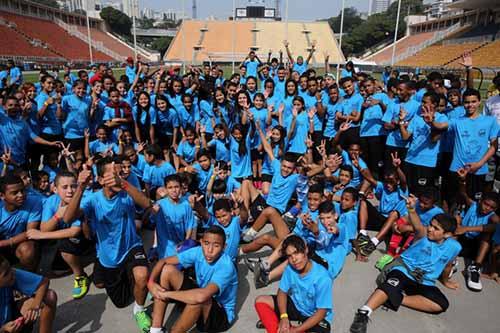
[{"x1": 236, "y1": 6, "x2": 276, "y2": 19}]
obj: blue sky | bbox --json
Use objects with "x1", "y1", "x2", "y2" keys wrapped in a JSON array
[{"x1": 135, "y1": 0, "x2": 370, "y2": 20}]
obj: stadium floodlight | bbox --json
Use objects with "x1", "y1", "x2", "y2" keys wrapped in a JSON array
[
  {"x1": 85, "y1": 0, "x2": 93, "y2": 63},
  {"x1": 391, "y1": 0, "x2": 402, "y2": 66},
  {"x1": 133, "y1": 0, "x2": 138, "y2": 62}
]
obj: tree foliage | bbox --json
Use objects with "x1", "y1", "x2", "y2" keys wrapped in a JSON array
[
  {"x1": 100, "y1": 7, "x2": 132, "y2": 37},
  {"x1": 327, "y1": 0, "x2": 425, "y2": 56},
  {"x1": 151, "y1": 37, "x2": 173, "y2": 57}
]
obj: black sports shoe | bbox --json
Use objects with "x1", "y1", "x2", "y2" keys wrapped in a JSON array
[
  {"x1": 352, "y1": 233, "x2": 370, "y2": 253},
  {"x1": 254, "y1": 262, "x2": 270, "y2": 289},
  {"x1": 359, "y1": 238, "x2": 377, "y2": 257},
  {"x1": 350, "y1": 309, "x2": 370, "y2": 333}
]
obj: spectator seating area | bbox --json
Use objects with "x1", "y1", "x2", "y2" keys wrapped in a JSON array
[{"x1": 164, "y1": 20, "x2": 344, "y2": 65}]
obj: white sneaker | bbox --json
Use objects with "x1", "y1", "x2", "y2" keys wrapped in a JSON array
[
  {"x1": 242, "y1": 228, "x2": 256, "y2": 243},
  {"x1": 467, "y1": 264, "x2": 483, "y2": 291}
]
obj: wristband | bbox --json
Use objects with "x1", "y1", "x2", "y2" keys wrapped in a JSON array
[
  {"x1": 121, "y1": 181, "x2": 129, "y2": 191},
  {"x1": 53, "y1": 213, "x2": 61, "y2": 222},
  {"x1": 407, "y1": 206, "x2": 415, "y2": 212},
  {"x1": 280, "y1": 313, "x2": 289, "y2": 320}
]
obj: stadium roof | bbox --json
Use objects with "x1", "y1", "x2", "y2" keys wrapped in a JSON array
[{"x1": 448, "y1": 0, "x2": 500, "y2": 10}]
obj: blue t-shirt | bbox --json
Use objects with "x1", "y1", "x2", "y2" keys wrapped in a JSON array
[
  {"x1": 42, "y1": 194, "x2": 81, "y2": 229},
  {"x1": 341, "y1": 93, "x2": 364, "y2": 127},
  {"x1": 338, "y1": 150, "x2": 367, "y2": 188},
  {"x1": 324, "y1": 100, "x2": 342, "y2": 138},
  {"x1": 177, "y1": 105, "x2": 200, "y2": 130},
  {"x1": 0, "y1": 195, "x2": 41, "y2": 239},
  {"x1": 207, "y1": 138, "x2": 229, "y2": 162},
  {"x1": 0, "y1": 112, "x2": 36, "y2": 165},
  {"x1": 230, "y1": 134, "x2": 252, "y2": 179},
  {"x1": 287, "y1": 111, "x2": 309, "y2": 154},
  {"x1": 178, "y1": 247, "x2": 238, "y2": 322},
  {"x1": 440, "y1": 106, "x2": 465, "y2": 153},
  {"x1": 262, "y1": 143, "x2": 281, "y2": 175},
  {"x1": 449, "y1": 115, "x2": 500, "y2": 174},
  {"x1": 244, "y1": 59, "x2": 259, "y2": 78},
  {"x1": 143, "y1": 162, "x2": 175, "y2": 190},
  {"x1": 382, "y1": 99, "x2": 420, "y2": 148},
  {"x1": 132, "y1": 106, "x2": 157, "y2": 128},
  {"x1": 279, "y1": 261, "x2": 333, "y2": 322},
  {"x1": 61, "y1": 94, "x2": 91, "y2": 139},
  {"x1": 293, "y1": 62, "x2": 308, "y2": 75},
  {"x1": 416, "y1": 203, "x2": 444, "y2": 227},
  {"x1": 394, "y1": 237, "x2": 461, "y2": 286},
  {"x1": 461, "y1": 202, "x2": 494, "y2": 239},
  {"x1": 8, "y1": 67, "x2": 22, "y2": 85},
  {"x1": 176, "y1": 140, "x2": 197, "y2": 164},
  {"x1": 155, "y1": 197, "x2": 196, "y2": 258},
  {"x1": 81, "y1": 190, "x2": 142, "y2": 268},
  {"x1": 89, "y1": 140, "x2": 119, "y2": 155},
  {"x1": 405, "y1": 112, "x2": 448, "y2": 168},
  {"x1": 0, "y1": 269, "x2": 43, "y2": 326},
  {"x1": 125, "y1": 65, "x2": 136, "y2": 84},
  {"x1": 211, "y1": 216, "x2": 242, "y2": 261},
  {"x1": 35, "y1": 91, "x2": 62, "y2": 135},
  {"x1": 266, "y1": 159, "x2": 299, "y2": 212},
  {"x1": 360, "y1": 102, "x2": 386, "y2": 137},
  {"x1": 156, "y1": 108, "x2": 179, "y2": 136},
  {"x1": 374, "y1": 181, "x2": 408, "y2": 217},
  {"x1": 316, "y1": 222, "x2": 350, "y2": 279},
  {"x1": 193, "y1": 163, "x2": 213, "y2": 193}
]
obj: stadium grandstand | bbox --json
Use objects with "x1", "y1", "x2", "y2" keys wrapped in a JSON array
[
  {"x1": 365, "y1": 0, "x2": 500, "y2": 71},
  {"x1": 0, "y1": 0, "x2": 157, "y2": 66},
  {"x1": 164, "y1": 20, "x2": 344, "y2": 66}
]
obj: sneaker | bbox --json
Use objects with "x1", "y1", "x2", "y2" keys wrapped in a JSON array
[
  {"x1": 244, "y1": 257, "x2": 259, "y2": 272},
  {"x1": 375, "y1": 254, "x2": 394, "y2": 271},
  {"x1": 256, "y1": 320, "x2": 264, "y2": 329},
  {"x1": 449, "y1": 259, "x2": 459, "y2": 279},
  {"x1": 134, "y1": 310, "x2": 152, "y2": 333},
  {"x1": 467, "y1": 264, "x2": 483, "y2": 291},
  {"x1": 72, "y1": 275, "x2": 90, "y2": 299},
  {"x1": 353, "y1": 233, "x2": 370, "y2": 253},
  {"x1": 359, "y1": 239, "x2": 377, "y2": 257},
  {"x1": 282, "y1": 212, "x2": 297, "y2": 231},
  {"x1": 350, "y1": 309, "x2": 370, "y2": 333},
  {"x1": 254, "y1": 262, "x2": 270, "y2": 289},
  {"x1": 242, "y1": 228, "x2": 257, "y2": 243}
]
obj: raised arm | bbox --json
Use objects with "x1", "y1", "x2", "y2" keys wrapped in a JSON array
[
  {"x1": 283, "y1": 40, "x2": 294, "y2": 64},
  {"x1": 406, "y1": 194, "x2": 426, "y2": 239},
  {"x1": 305, "y1": 41, "x2": 316, "y2": 64}
]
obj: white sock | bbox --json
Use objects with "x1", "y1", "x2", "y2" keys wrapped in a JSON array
[
  {"x1": 133, "y1": 302, "x2": 145, "y2": 315},
  {"x1": 360, "y1": 305, "x2": 373, "y2": 316},
  {"x1": 371, "y1": 237, "x2": 380, "y2": 246},
  {"x1": 150, "y1": 328, "x2": 162, "y2": 333},
  {"x1": 360, "y1": 229, "x2": 368, "y2": 236}
]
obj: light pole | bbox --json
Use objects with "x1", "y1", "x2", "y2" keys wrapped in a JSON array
[
  {"x1": 391, "y1": 0, "x2": 402, "y2": 66},
  {"x1": 132, "y1": 0, "x2": 138, "y2": 62},
  {"x1": 85, "y1": 0, "x2": 93, "y2": 64},
  {"x1": 232, "y1": 0, "x2": 236, "y2": 73},
  {"x1": 336, "y1": 0, "x2": 345, "y2": 80}
]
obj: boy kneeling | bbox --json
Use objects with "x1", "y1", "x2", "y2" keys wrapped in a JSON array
[
  {"x1": 350, "y1": 195, "x2": 461, "y2": 333},
  {"x1": 255, "y1": 235, "x2": 333, "y2": 333},
  {"x1": 148, "y1": 226, "x2": 238, "y2": 333}
]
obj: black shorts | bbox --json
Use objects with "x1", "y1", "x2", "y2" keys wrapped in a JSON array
[
  {"x1": 364, "y1": 200, "x2": 400, "y2": 231},
  {"x1": 449, "y1": 172, "x2": 485, "y2": 202},
  {"x1": 157, "y1": 134, "x2": 174, "y2": 150},
  {"x1": 92, "y1": 246, "x2": 148, "y2": 308},
  {"x1": 458, "y1": 235, "x2": 480, "y2": 260},
  {"x1": 261, "y1": 173, "x2": 273, "y2": 183},
  {"x1": 378, "y1": 269, "x2": 449, "y2": 313},
  {"x1": 178, "y1": 272, "x2": 231, "y2": 332},
  {"x1": 251, "y1": 149, "x2": 264, "y2": 161},
  {"x1": 38, "y1": 237, "x2": 95, "y2": 276},
  {"x1": 339, "y1": 126, "x2": 360, "y2": 150},
  {"x1": 271, "y1": 295, "x2": 331, "y2": 333},
  {"x1": 403, "y1": 162, "x2": 436, "y2": 195},
  {"x1": 250, "y1": 194, "x2": 269, "y2": 220}
]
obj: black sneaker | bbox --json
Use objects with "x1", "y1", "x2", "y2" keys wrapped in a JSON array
[
  {"x1": 360, "y1": 239, "x2": 377, "y2": 257},
  {"x1": 352, "y1": 233, "x2": 370, "y2": 253},
  {"x1": 254, "y1": 262, "x2": 270, "y2": 289},
  {"x1": 350, "y1": 309, "x2": 370, "y2": 333},
  {"x1": 467, "y1": 264, "x2": 483, "y2": 291},
  {"x1": 282, "y1": 212, "x2": 297, "y2": 231}
]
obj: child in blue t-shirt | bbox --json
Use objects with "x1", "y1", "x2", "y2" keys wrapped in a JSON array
[
  {"x1": 84, "y1": 125, "x2": 118, "y2": 159},
  {"x1": 148, "y1": 226, "x2": 238, "y2": 333},
  {"x1": 142, "y1": 144, "x2": 175, "y2": 197},
  {"x1": 0, "y1": 174, "x2": 41, "y2": 271},
  {"x1": 176, "y1": 126, "x2": 199, "y2": 169},
  {"x1": 354, "y1": 152, "x2": 408, "y2": 259},
  {"x1": 261, "y1": 125, "x2": 286, "y2": 195},
  {"x1": 0, "y1": 257, "x2": 57, "y2": 333},
  {"x1": 201, "y1": 123, "x2": 230, "y2": 162},
  {"x1": 64, "y1": 157, "x2": 152, "y2": 331},
  {"x1": 455, "y1": 169, "x2": 500, "y2": 292},
  {"x1": 255, "y1": 235, "x2": 333, "y2": 333},
  {"x1": 350, "y1": 201, "x2": 461, "y2": 333}
]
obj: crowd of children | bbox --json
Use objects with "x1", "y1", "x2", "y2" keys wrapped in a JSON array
[{"x1": 0, "y1": 44, "x2": 499, "y2": 333}]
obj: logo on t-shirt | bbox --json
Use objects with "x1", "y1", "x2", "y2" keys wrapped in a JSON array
[{"x1": 387, "y1": 278, "x2": 399, "y2": 287}]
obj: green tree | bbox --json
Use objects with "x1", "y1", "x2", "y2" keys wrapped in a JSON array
[
  {"x1": 138, "y1": 17, "x2": 155, "y2": 29},
  {"x1": 328, "y1": 7, "x2": 364, "y2": 34},
  {"x1": 37, "y1": 0, "x2": 59, "y2": 8},
  {"x1": 100, "y1": 7, "x2": 132, "y2": 37},
  {"x1": 151, "y1": 37, "x2": 173, "y2": 58}
]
